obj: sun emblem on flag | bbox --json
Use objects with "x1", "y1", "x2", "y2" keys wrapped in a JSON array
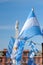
[{"x1": 13, "y1": 47, "x2": 18, "y2": 51}]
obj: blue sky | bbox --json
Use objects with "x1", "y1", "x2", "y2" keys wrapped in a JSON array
[{"x1": 0, "y1": 0, "x2": 43, "y2": 50}]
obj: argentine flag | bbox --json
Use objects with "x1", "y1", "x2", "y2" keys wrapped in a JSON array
[
  {"x1": 11, "y1": 39, "x2": 25, "y2": 65},
  {"x1": 28, "y1": 41, "x2": 39, "y2": 59},
  {"x1": 11, "y1": 39, "x2": 20, "y2": 59},
  {"x1": 6, "y1": 37, "x2": 15, "y2": 58},
  {"x1": 19, "y1": 8, "x2": 41, "y2": 39},
  {"x1": 6, "y1": 37, "x2": 25, "y2": 65},
  {"x1": 15, "y1": 40, "x2": 25, "y2": 61},
  {"x1": 28, "y1": 41, "x2": 39, "y2": 53}
]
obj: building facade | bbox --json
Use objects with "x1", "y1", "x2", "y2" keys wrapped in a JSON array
[{"x1": 0, "y1": 49, "x2": 42, "y2": 65}]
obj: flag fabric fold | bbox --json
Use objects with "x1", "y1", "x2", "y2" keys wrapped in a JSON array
[
  {"x1": 11, "y1": 39, "x2": 20, "y2": 59},
  {"x1": 11, "y1": 39, "x2": 25, "y2": 65},
  {"x1": 11, "y1": 39, "x2": 25, "y2": 60},
  {"x1": 28, "y1": 41, "x2": 39, "y2": 59},
  {"x1": 15, "y1": 40, "x2": 25, "y2": 61},
  {"x1": 28, "y1": 41, "x2": 39, "y2": 54},
  {"x1": 6, "y1": 37, "x2": 15, "y2": 58}
]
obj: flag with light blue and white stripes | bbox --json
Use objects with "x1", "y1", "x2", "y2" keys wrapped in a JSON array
[
  {"x1": 19, "y1": 8, "x2": 41, "y2": 39},
  {"x1": 11, "y1": 39, "x2": 25, "y2": 61},
  {"x1": 11, "y1": 39, "x2": 25, "y2": 65},
  {"x1": 14, "y1": 39, "x2": 25, "y2": 61},
  {"x1": 6, "y1": 37, "x2": 15, "y2": 58},
  {"x1": 28, "y1": 41, "x2": 39, "y2": 58},
  {"x1": 6, "y1": 37, "x2": 25, "y2": 65},
  {"x1": 29, "y1": 41, "x2": 39, "y2": 53},
  {"x1": 28, "y1": 41, "x2": 38, "y2": 65}
]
